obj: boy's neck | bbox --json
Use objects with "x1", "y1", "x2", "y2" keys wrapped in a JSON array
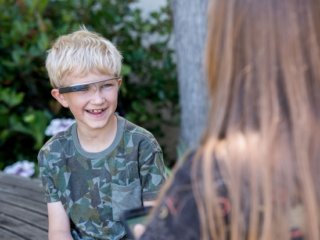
[{"x1": 76, "y1": 114, "x2": 118, "y2": 153}]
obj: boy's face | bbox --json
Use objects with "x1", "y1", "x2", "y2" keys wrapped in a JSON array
[{"x1": 51, "y1": 72, "x2": 121, "y2": 132}]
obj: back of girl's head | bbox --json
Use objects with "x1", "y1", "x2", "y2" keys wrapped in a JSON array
[
  {"x1": 206, "y1": 0, "x2": 320, "y2": 136},
  {"x1": 46, "y1": 26, "x2": 122, "y2": 88},
  {"x1": 194, "y1": 0, "x2": 320, "y2": 239}
]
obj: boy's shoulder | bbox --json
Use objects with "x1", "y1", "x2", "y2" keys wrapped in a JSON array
[
  {"x1": 121, "y1": 116, "x2": 153, "y2": 136},
  {"x1": 119, "y1": 115, "x2": 162, "y2": 152},
  {"x1": 40, "y1": 123, "x2": 74, "y2": 152}
]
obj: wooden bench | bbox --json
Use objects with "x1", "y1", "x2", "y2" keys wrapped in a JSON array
[{"x1": 0, "y1": 172, "x2": 48, "y2": 240}]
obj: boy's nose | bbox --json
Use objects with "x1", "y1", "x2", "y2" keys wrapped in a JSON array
[{"x1": 90, "y1": 88, "x2": 105, "y2": 103}]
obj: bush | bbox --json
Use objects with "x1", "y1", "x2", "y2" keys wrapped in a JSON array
[{"x1": 0, "y1": 0, "x2": 178, "y2": 171}]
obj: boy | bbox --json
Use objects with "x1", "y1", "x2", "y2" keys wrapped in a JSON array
[{"x1": 38, "y1": 27, "x2": 167, "y2": 240}]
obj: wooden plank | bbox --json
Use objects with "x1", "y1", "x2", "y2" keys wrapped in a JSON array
[
  {"x1": 0, "y1": 173, "x2": 46, "y2": 204},
  {"x1": 0, "y1": 227, "x2": 26, "y2": 240},
  {"x1": 0, "y1": 173, "x2": 43, "y2": 193},
  {"x1": 0, "y1": 193, "x2": 46, "y2": 215},
  {"x1": 0, "y1": 214, "x2": 47, "y2": 240},
  {"x1": 0, "y1": 173, "x2": 48, "y2": 240},
  {"x1": 0, "y1": 201, "x2": 48, "y2": 230},
  {"x1": 0, "y1": 187, "x2": 46, "y2": 207}
]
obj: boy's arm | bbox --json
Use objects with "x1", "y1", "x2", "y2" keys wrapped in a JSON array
[
  {"x1": 47, "y1": 202, "x2": 73, "y2": 240},
  {"x1": 38, "y1": 144, "x2": 72, "y2": 239}
]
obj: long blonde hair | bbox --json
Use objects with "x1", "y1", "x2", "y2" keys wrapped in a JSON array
[{"x1": 193, "y1": 0, "x2": 320, "y2": 239}]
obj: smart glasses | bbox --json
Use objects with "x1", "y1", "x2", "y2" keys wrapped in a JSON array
[{"x1": 58, "y1": 77, "x2": 120, "y2": 94}]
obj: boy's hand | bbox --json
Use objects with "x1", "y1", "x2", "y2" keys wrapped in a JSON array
[{"x1": 133, "y1": 224, "x2": 146, "y2": 239}]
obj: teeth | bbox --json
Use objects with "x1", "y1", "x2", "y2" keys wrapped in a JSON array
[{"x1": 90, "y1": 109, "x2": 103, "y2": 113}]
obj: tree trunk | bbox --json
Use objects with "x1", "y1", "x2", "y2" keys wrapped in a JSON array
[{"x1": 172, "y1": 0, "x2": 209, "y2": 153}]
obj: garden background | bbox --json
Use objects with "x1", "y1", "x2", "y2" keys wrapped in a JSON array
[{"x1": 0, "y1": 0, "x2": 181, "y2": 176}]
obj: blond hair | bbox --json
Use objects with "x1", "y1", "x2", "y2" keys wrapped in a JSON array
[
  {"x1": 46, "y1": 27, "x2": 122, "y2": 88},
  {"x1": 192, "y1": 0, "x2": 320, "y2": 239}
]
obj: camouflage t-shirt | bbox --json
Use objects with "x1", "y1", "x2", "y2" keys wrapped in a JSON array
[{"x1": 38, "y1": 115, "x2": 167, "y2": 240}]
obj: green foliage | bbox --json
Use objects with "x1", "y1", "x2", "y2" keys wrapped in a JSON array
[{"x1": 0, "y1": 0, "x2": 178, "y2": 170}]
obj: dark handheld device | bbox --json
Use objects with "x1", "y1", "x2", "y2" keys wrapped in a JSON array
[{"x1": 120, "y1": 206, "x2": 153, "y2": 239}]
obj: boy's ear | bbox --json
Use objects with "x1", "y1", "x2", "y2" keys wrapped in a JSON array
[
  {"x1": 51, "y1": 89, "x2": 69, "y2": 108},
  {"x1": 118, "y1": 79, "x2": 122, "y2": 87}
]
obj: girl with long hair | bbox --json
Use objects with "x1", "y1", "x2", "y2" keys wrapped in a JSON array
[{"x1": 139, "y1": 0, "x2": 320, "y2": 239}]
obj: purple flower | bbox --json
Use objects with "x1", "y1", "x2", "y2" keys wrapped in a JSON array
[
  {"x1": 45, "y1": 118, "x2": 75, "y2": 136},
  {"x1": 4, "y1": 160, "x2": 35, "y2": 178}
]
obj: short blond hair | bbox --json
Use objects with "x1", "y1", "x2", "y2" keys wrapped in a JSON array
[{"x1": 46, "y1": 27, "x2": 122, "y2": 88}]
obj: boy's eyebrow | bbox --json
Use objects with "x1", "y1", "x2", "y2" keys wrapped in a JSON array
[{"x1": 58, "y1": 77, "x2": 120, "y2": 94}]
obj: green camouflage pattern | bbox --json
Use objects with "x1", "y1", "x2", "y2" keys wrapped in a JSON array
[{"x1": 38, "y1": 115, "x2": 167, "y2": 240}]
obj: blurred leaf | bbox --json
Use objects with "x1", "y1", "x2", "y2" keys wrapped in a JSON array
[
  {"x1": 0, "y1": 88, "x2": 24, "y2": 107},
  {"x1": 121, "y1": 64, "x2": 132, "y2": 76}
]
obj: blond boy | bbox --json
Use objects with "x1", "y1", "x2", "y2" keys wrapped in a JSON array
[{"x1": 38, "y1": 28, "x2": 167, "y2": 240}]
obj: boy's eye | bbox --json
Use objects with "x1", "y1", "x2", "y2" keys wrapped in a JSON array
[
  {"x1": 101, "y1": 80, "x2": 118, "y2": 89},
  {"x1": 101, "y1": 83, "x2": 114, "y2": 88}
]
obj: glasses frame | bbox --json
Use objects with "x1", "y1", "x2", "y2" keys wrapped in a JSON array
[{"x1": 58, "y1": 77, "x2": 121, "y2": 94}]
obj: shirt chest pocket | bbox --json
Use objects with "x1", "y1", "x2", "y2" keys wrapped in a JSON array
[{"x1": 111, "y1": 179, "x2": 142, "y2": 221}]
